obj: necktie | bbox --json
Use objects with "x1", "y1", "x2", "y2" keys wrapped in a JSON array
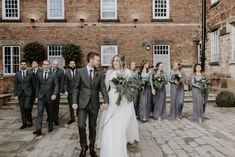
[
  {"x1": 89, "y1": 69, "x2": 93, "y2": 83},
  {"x1": 22, "y1": 71, "x2": 25, "y2": 80},
  {"x1": 44, "y1": 72, "x2": 47, "y2": 80}
]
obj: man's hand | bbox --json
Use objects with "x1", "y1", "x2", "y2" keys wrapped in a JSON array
[
  {"x1": 51, "y1": 95, "x2": 56, "y2": 101},
  {"x1": 64, "y1": 91, "x2": 68, "y2": 97},
  {"x1": 100, "y1": 103, "x2": 109, "y2": 110},
  {"x1": 14, "y1": 96, "x2": 18, "y2": 100},
  {"x1": 72, "y1": 104, "x2": 78, "y2": 110},
  {"x1": 35, "y1": 98, "x2": 38, "y2": 103}
]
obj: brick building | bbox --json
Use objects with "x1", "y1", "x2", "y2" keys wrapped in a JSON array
[
  {"x1": 0, "y1": 0, "x2": 201, "y2": 94},
  {"x1": 206, "y1": 0, "x2": 235, "y2": 92}
]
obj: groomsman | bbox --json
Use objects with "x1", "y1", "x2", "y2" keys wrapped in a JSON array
[
  {"x1": 51, "y1": 60, "x2": 64, "y2": 125},
  {"x1": 33, "y1": 60, "x2": 58, "y2": 136},
  {"x1": 64, "y1": 60, "x2": 78, "y2": 124},
  {"x1": 30, "y1": 61, "x2": 43, "y2": 115},
  {"x1": 14, "y1": 60, "x2": 35, "y2": 129}
]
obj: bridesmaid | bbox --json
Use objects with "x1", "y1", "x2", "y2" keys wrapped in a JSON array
[
  {"x1": 150, "y1": 62, "x2": 168, "y2": 121},
  {"x1": 191, "y1": 63, "x2": 208, "y2": 123},
  {"x1": 129, "y1": 61, "x2": 140, "y2": 117},
  {"x1": 169, "y1": 62, "x2": 185, "y2": 121},
  {"x1": 138, "y1": 60, "x2": 152, "y2": 122}
]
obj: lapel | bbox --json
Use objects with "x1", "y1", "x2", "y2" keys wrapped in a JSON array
[
  {"x1": 83, "y1": 67, "x2": 91, "y2": 85},
  {"x1": 91, "y1": 69, "x2": 99, "y2": 86}
]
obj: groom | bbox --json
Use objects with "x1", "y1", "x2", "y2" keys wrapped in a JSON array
[{"x1": 72, "y1": 52, "x2": 109, "y2": 157}]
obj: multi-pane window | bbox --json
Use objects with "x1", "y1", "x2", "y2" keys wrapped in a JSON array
[
  {"x1": 3, "y1": 46, "x2": 20, "y2": 75},
  {"x1": 2, "y1": 0, "x2": 20, "y2": 20},
  {"x1": 101, "y1": 45, "x2": 118, "y2": 66},
  {"x1": 47, "y1": 45, "x2": 65, "y2": 68},
  {"x1": 153, "y1": 0, "x2": 169, "y2": 19},
  {"x1": 100, "y1": 0, "x2": 117, "y2": 20},
  {"x1": 211, "y1": 30, "x2": 220, "y2": 62},
  {"x1": 232, "y1": 26, "x2": 235, "y2": 60},
  {"x1": 211, "y1": 0, "x2": 219, "y2": 4},
  {"x1": 153, "y1": 45, "x2": 169, "y2": 55},
  {"x1": 47, "y1": 0, "x2": 64, "y2": 19}
]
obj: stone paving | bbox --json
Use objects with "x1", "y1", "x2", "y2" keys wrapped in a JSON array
[{"x1": 1, "y1": 101, "x2": 235, "y2": 157}]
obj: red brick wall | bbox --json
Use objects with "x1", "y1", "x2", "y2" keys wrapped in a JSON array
[{"x1": 0, "y1": 0, "x2": 201, "y2": 93}]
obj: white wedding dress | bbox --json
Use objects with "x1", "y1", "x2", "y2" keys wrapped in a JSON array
[{"x1": 97, "y1": 69, "x2": 139, "y2": 157}]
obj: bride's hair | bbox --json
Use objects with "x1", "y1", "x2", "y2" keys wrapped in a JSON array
[{"x1": 111, "y1": 55, "x2": 125, "y2": 69}]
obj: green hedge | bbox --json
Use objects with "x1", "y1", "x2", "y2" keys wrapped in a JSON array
[{"x1": 215, "y1": 91, "x2": 235, "y2": 107}]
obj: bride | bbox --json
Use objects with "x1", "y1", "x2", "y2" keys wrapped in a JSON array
[{"x1": 97, "y1": 55, "x2": 139, "y2": 157}]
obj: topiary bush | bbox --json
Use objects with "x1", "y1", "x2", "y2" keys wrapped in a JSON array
[
  {"x1": 62, "y1": 44, "x2": 81, "y2": 66},
  {"x1": 23, "y1": 42, "x2": 46, "y2": 63},
  {"x1": 215, "y1": 91, "x2": 235, "y2": 107}
]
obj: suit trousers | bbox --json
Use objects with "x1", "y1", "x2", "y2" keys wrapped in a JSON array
[
  {"x1": 67, "y1": 94, "x2": 75, "y2": 120},
  {"x1": 36, "y1": 97, "x2": 53, "y2": 129},
  {"x1": 78, "y1": 100, "x2": 99, "y2": 149},
  {"x1": 52, "y1": 94, "x2": 60, "y2": 123},
  {"x1": 19, "y1": 92, "x2": 32, "y2": 125}
]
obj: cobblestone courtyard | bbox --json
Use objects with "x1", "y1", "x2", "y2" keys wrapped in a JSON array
[{"x1": 1, "y1": 102, "x2": 235, "y2": 157}]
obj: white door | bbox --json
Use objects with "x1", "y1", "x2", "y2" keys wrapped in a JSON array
[
  {"x1": 48, "y1": 45, "x2": 65, "y2": 69},
  {"x1": 153, "y1": 45, "x2": 170, "y2": 94}
]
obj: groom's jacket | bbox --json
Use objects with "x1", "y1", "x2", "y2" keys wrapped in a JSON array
[{"x1": 72, "y1": 67, "x2": 109, "y2": 109}]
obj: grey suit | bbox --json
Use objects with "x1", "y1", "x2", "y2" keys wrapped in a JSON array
[
  {"x1": 14, "y1": 70, "x2": 35, "y2": 125},
  {"x1": 64, "y1": 69, "x2": 78, "y2": 120},
  {"x1": 35, "y1": 71, "x2": 58, "y2": 130},
  {"x1": 72, "y1": 66, "x2": 109, "y2": 149},
  {"x1": 51, "y1": 67, "x2": 64, "y2": 124}
]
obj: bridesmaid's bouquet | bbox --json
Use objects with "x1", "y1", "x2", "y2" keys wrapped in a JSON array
[
  {"x1": 173, "y1": 71, "x2": 187, "y2": 84},
  {"x1": 112, "y1": 73, "x2": 142, "y2": 106},
  {"x1": 197, "y1": 76, "x2": 211, "y2": 95},
  {"x1": 141, "y1": 79, "x2": 150, "y2": 87},
  {"x1": 153, "y1": 73, "x2": 168, "y2": 90}
]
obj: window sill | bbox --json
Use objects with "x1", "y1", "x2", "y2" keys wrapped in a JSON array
[
  {"x1": 229, "y1": 60, "x2": 235, "y2": 65},
  {"x1": 209, "y1": 62, "x2": 220, "y2": 66},
  {"x1": 98, "y1": 19, "x2": 120, "y2": 22},
  {"x1": 45, "y1": 19, "x2": 67, "y2": 22},
  {"x1": 210, "y1": 0, "x2": 220, "y2": 9},
  {"x1": 151, "y1": 18, "x2": 173, "y2": 22},
  {"x1": 0, "y1": 19, "x2": 21, "y2": 22}
]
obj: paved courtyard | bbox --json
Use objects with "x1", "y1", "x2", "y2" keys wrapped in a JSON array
[{"x1": 1, "y1": 101, "x2": 235, "y2": 157}]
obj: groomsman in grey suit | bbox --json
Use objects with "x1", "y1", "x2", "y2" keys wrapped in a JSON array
[
  {"x1": 33, "y1": 60, "x2": 58, "y2": 136},
  {"x1": 14, "y1": 60, "x2": 35, "y2": 129},
  {"x1": 72, "y1": 52, "x2": 109, "y2": 157},
  {"x1": 51, "y1": 60, "x2": 64, "y2": 125},
  {"x1": 64, "y1": 60, "x2": 78, "y2": 124},
  {"x1": 30, "y1": 61, "x2": 43, "y2": 118}
]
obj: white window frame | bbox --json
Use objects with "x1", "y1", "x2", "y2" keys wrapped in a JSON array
[
  {"x1": 2, "y1": 46, "x2": 20, "y2": 75},
  {"x1": 100, "y1": 0, "x2": 117, "y2": 20},
  {"x1": 152, "y1": 0, "x2": 169, "y2": 19},
  {"x1": 232, "y1": 26, "x2": 235, "y2": 60},
  {"x1": 2, "y1": 0, "x2": 20, "y2": 20},
  {"x1": 211, "y1": 0, "x2": 219, "y2": 4},
  {"x1": 101, "y1": 45, "x2": 118, "y2": 66},
  {"x1": 47, "y1": 0, "x2": 64, "y2": 20},
  {"x1": 210, "y1": 30, "x2": 220, "y2": 62},
  {"x1": 47, "y1": 45, "x2": 65, "y2": 68}
]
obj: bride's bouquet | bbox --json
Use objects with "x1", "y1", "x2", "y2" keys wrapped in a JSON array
[
  {"x1": 196, "y1": 76, "x2": 211, "y2": 95},
  {"x1": 153, "y1": 73, "x2": 168, "y2": 91},
  {"x1": 111, "y1": 73, "x2": 142, "y2": 106}
]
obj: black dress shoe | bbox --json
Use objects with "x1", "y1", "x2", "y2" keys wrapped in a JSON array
[
  {"x1": 67, "y1": 119, "x2": 75, "y2": 124},
  {"x1": 33, "y1": 129, "x2": 42, "y2": 136},
  {"x1": 28, "y1": 122, "x2": 33, "y2": 127},
  {"x1": 90, "y1": 148, "x2": 98, "y2": 157},
  {"x1": 48, "y1": 125, "x2": 53, "y2": 132},
  {"x1": 79, "y1": 146, "x2": 88, "y2": 157},
  {"x1": 19, "y1": 124, "x2": 28, "y2": 129}
]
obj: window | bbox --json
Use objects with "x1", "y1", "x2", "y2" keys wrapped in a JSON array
[
  {"x1": 211, "y1": 0, "x2": 219, "y2": 4},
  {"x1": 232, "y1": 26, "x2": 235, "y2": 60},
  {"x1": 100, "y1": 0, "x2": 117, "y2": 20},
  {"x1": 153, "y1": 0, "x2": 169, "y2": 19},
  {"x1": 101, "y1": 45, "x2": 118, "y2": 66},
  {"x1": 2, "y1": 0, "x2": 20, "y2": 20},
  {"x1": 211, "y1": 30, "x2": 220, "y2": 62},
  {"x1": 47, "y1": 45, "x2": 65, "y2": 68},
  {"x1": 3, "y1": 46, "x2": 20, "y2": 75},
  {"x1": 47, "y1": 0, "x2": 64, "y2": 19}
]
